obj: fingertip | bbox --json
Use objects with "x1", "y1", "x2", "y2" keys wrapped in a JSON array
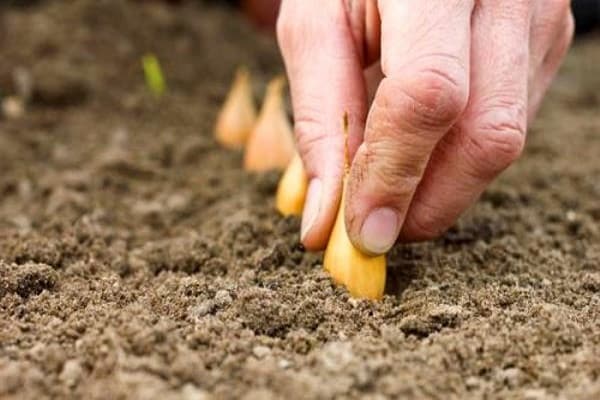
[
  {"x1": 345, "y1": 203, "x2": 401, "y2": 256},
  {"x1": 344, "y1": 145, "x2": 402, "y2": 256},
  {"x1": 300, "y1": 174, "x2": 343, "y2": 251}
]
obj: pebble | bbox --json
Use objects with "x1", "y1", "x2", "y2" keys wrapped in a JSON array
[
  {"x1": 2, "y1": 96, "x2": 25, "y2": 120},
  {"x1": 464, "y1": 376, "x2": 481, "y2": 390},
  {"x1": 214, "y1": 290, "x2": 232, "y2": 307},
  {"x1": 180, "y1": 383, "x2": 210, "y2": 400},
  {"x1": 495, "y1": 367, "x2": 524, "y2": 388},
  {"x1": 523, "y1": 388, "x2": 548, "y2": 400},
  {"x1": 318, "y1": 341, "x2": 354, "y2": 372},
  {"x1": 252, "y1": 345, "x2": 271, "y2": 359},
  {"x1": 59, "y1": 359, "x2": 83, "y2": 387}
]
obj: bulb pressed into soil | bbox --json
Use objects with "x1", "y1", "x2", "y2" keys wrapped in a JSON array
[
  {"x1": 276, "y1": 152, "x2": 308, "y2": 216},
  {"x1": 244, "y1": 76, "x2": 295, "y2": 172},
  {"x1": 323, "y1": 114, "x2": 386, "y2": 300},
  {"x1": 324, "y1": 178, "x2": 386, "y2": 300},
  {"x1": 215, "y1": 66, "x2": 257, "y2": 149}
]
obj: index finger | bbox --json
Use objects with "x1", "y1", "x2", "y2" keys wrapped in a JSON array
[
  {"x1": 345, "y1": 0, "x2": 474, "y2": 255},
  {"x1": 277, "y1": 0, "x2": 368, "y2": 250}
]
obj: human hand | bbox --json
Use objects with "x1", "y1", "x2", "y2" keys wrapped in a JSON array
[{"x1": 277, "y1": 0, "x2": 574, "y2": 254}]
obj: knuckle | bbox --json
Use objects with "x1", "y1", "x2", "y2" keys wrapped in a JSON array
[
  {"x1": 464, "y1": 111, "x2": 526, "y2": 176},
  {"x1": 277, "y1": 1, "x2": 348, "y2": 54},
  {"x1": 381, "y1": 62, "x2": 468, "y2": 130},
  {"x1": 294, "y1": 115, "x2": 342, "y2": 164},
  {"x1": 534, "y1": 0, "x2": 572, "y2": 38},
  {"x1": 358, "y1": 138, "x2": 424, "y2": 198},
  {"x1": 404, "y1": 206, "x2": 448, "y2": 241}
]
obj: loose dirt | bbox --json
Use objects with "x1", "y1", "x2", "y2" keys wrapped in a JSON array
[{"x1": 0, "y1": 1, "x2": 598, "y2": 399}]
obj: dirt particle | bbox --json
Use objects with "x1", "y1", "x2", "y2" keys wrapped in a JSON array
[
  {"x1": 59, "y1": 359, "x2": 83, "y2": 387},
  {"x1": 237, "y1": 288, "x2": 293, "y2": 337},
  {"x1": 495, "y1": 367, "x2": 525, "y2": 388},
  {"x1": 31, "y1": 62, "x2": 89, "y2": 108},
  {"x1": 1, "y1": 96, "x2": 25, "y2": 120},
  {"x1": 15, "y1": 263, "x2": 57, "y2": 298},
  {"x1": 0, "y1": 362, "x2": 21, "y2": 395},
  {"x1": 0, "y1": 1, "x2": 598, "y2": 399},
  {"x1": 7, "y1": 236, "x2": 64, "y2": 268},
  {"x1": 214, "y1": 289, "x2": 233, "y2": 306},
  {"x1": 252, "y1": 345, "x2": 271, "y2": 359},
  {"x1": 465, "y1": 376, "x2": 482, "y2": 390},
  {"x1": 399, "y1": 304, "x2": 464, "y2": 337},
  {"x1": 0, "y1": 262, "x2": 57, "y2": 299},
  {"x1": 317, "y1": 341, "x2": 354, "y2": 373},
  {"x1": 581, "y1": 272, "x2": 600, "y2": 292},
  {"x1": 180, "y1": 383, "x2": 210, "y2": 400},
  {"x1": 129, "y1": 235, "x2": 219, "y2": 275},
  {"x1": 252, "y1": 241, "x2": 289, "y2": 271},
  {"x1": 523, "y1": 388, "x2": 549, "y2": 400}
]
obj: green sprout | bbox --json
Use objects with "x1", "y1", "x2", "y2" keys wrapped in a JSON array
[{"x1": 142, "y1": 53, "x2": 166, "y2": 97}]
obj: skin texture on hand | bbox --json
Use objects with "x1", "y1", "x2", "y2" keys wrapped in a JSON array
[{"x1": 277, "y1": 0, "x2": 574, "y2": 255}]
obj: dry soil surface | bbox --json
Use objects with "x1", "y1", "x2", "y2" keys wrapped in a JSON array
[{"x1": 0, "y1": 1, "x2": 599, "y2": 399}]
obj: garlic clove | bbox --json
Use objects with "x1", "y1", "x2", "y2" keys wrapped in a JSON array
[
  {"x1": 215, "y1": 66, "x2": 257, "y2": 149},
  {"x1": 323, "y1": 178, "x2": 386, "y2": 300},
  {"x1": 276, "y1": 152, "x2": 308, "y2": 216},
  {"x1": 244, "y1": 76, "x2": 295, "y2": 172}
]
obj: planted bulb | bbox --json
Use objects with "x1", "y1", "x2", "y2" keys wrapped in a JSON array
[
  {"x1": 276, "y1": 152, "x2": 308, "y2": 216},
  {"x1": 323, "y1": 178, "x2": 386, "y2": 300},
  {"x1": 215, "y1": 67, "x2": 257, "y2": 149},
  {"x1": 323, "y1": 113, "x2": 386, "y2": 300},
  {"x1": 244, "y1": 76, "x2": 295, "y2": 172}
]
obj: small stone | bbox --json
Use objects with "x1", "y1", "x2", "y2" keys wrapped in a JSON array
[
  {"x1": 318, "y1": 342, "x2": 354, "y2": 372},
  {"x1": 523, "y1": 388, "x2": 547, "y2": 400},
  {"x1": 2, "y1": 96, "x2": 25, "y2": 120},
  {"x1": 180, "y1": 383, "x2": 210, "y2": 400},
  {"x1": 348, "y1": 298, "x2": 361, "y2": 308},
  {"x1": 59, "y1": 359, "x2": 83, "y2": 387},
  {"x1": 9, "y1": 215, "x2": 31, "y2": 231},
  {"x1": 192, "y1": 301, "x2": 215, "y2": 319},
  {"x1": 131, "y1": 200, "x2": 163, "y2": 216},
  {"x1": 166, "y1": 192, "x2": 190, "y2": 211},
  {"x1": 252, "y1": 345, "x2": 271, "y2": 359},
  {"x1": 214, "y1": 290, "x2": 232, "y2": 307},
  {"x1": 278, "y1": 359, "x2": 292, "y2": 369},
  {"x1": 495, "y1": 367, "x2": 524, "y2": 388},
  {"x1": 465, "y1": 376, "x2": 481, "y2": 390},
  {"x1": 380, "y1": 324, "x2": 404, "y2": 345}
]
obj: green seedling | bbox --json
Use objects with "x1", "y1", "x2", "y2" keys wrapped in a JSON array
[{"x1": 142, "y1": 53, "x2": 166, "y2": 97}]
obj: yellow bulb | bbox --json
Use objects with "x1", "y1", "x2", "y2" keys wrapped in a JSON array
[
  {"x1": 276, "y1": 152, "x2": 308, "y2": 216},
  {"x1": 323, "y1": 178, "x2": 386, "y2": 300},
  {"x1": 215, "y1": 66, "x2": 257, "y2": 149},
  {"x1": 244, "y1": 76, "x2": 295, "y2": 172}
]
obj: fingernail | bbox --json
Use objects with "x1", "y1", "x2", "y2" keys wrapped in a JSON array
[
  {"x1": 359, "y1": 207, "x2": 399, "y2": 255},
  {"x1": 301, "y1": 178, "x2": 322, "y2": 241}
]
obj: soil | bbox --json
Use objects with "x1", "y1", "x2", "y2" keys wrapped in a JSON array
[{"x1": 0, "y1": 1, "x2": 599, "y2": 399}]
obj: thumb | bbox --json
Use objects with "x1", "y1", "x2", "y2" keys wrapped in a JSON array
[{"x1": 277, "y1": 0, "x2": 367, "y2": 250}]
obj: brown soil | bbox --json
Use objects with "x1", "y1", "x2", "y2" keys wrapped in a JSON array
[{"x1": 0, "y1": 1, "x2": 599, "y2": 399}]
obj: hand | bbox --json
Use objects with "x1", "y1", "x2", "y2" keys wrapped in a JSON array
[{"x1": 277, "y1": 0, "x2": 574, "y2": 255}]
